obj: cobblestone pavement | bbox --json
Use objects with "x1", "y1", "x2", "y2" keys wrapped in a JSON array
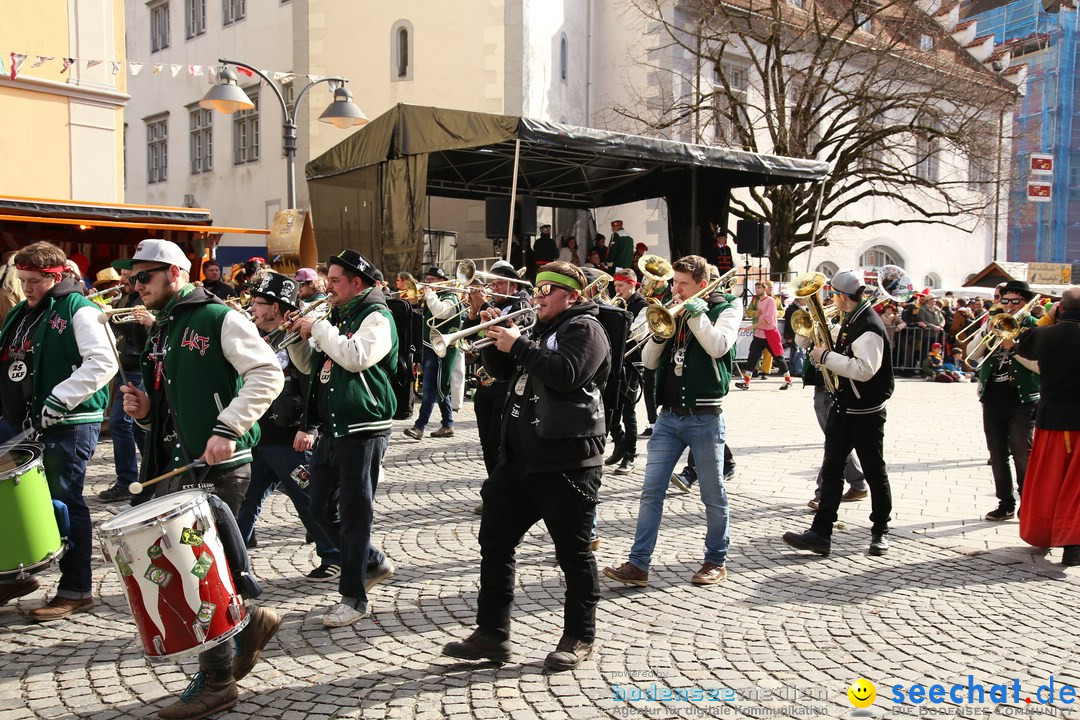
[{"x1": 3, "y1": 378, "x2": 1079, "y2": 720}]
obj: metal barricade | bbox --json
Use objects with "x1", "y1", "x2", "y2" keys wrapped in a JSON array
[{"x1": 889, "y1": 326, "x2": 945, "y2": 374}]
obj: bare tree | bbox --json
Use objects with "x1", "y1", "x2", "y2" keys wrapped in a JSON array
[{"x1": 615, "y1": 0, "x2": 1017, "y2": 272}]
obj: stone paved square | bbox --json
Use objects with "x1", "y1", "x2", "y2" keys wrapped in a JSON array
[{"x1": 2, "y1": 378, "x2": 1078, "y2": 719}]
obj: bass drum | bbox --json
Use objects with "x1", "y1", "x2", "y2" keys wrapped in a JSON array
[{"x1": 0, "y1": 442, "x2": 66, "y2": 579}]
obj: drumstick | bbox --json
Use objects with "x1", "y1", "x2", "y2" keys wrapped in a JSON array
[
  {"x1": 102, "y1": 323, "x2": 130, "y2": 387},
  {"x1": 129, "y1": 460, "x2": 207, "y2": 495}
]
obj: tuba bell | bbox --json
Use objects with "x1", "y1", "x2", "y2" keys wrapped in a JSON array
[
  {"x1": 791, "y1": 271, "x2": 840, "y2": 395},
  {"x1": 638, "y1": 254, "x2": 673, "y2": 298}
]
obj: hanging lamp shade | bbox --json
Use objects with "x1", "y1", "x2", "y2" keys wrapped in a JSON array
[
  {"x1": 199, "y1": 67, "x2": 254, "y2": 114},
  {"x1": 318, "y1": 86, "x2": 368, "y2": 129}
]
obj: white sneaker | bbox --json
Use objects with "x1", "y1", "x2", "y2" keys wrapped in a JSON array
[
  {"x1": 365, "y1": 559, "x2": 396, "y2": 592},
  {"x1": 322, "y1": 602, "x2": 367, "y2": 628}
]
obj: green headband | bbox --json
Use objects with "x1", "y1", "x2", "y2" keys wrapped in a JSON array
[{"x1": 536, "y1": 271, "x2": 583, "y2": 291}]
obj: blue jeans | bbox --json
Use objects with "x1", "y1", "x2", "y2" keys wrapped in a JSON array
[
  {"x1": 629, "y1": 410, "x2": 730, "y2": 570},
  {"x1": 308, "y1": 433, "x2": 388, "y2": 610},
  {"x1": 108, "y1": 371, "x2": 146, "y2": 488},
  {"x1": 415, "y1": 349, "x2": 453, "y2": 430},
  {"x1": 237, "y1": 442, "x2": 340, "y2": 565},
  {"x1": 0, "y1": 420, "x2": 100, "y2": 598}
]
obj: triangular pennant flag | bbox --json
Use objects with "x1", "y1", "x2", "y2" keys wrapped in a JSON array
[
  {"x1": 10, "y1": 53, "x2": 27, "y2": 80},
  {"x1": 152, "y1": 63, "x2": 164, "y2": 75},
  {"x1": 307, "y1": 74, "x2": 323, "y2": 83},
  {"x1": 188, "y1": 64, "x2": 203, "y2": 76},
  {"x1": 61, "y1": 58, "x2": 75, "y2": 73},
  {"x1": 277, "y1": 73, "x2": 295, "y2": 84},
  {"x1": 0, "y1": 54, "x2": 6, "y2": 76},
  {"x1": 86, "y1": 59, "x2": 102, "y2": 69},
  {"x1": 129, "y1": 62, "x2": 144, "y2": 76},
  {"x1": 111, "y1": 61, "x2": 121, "y2": 75},
  {"x1": 170, "y1": 64, "x2": 182, "y2": 77},
  {"x1": 327, "y1": 79, "x2": 342, "y2": 92},
  {"x1": 32, "y1": 56, "x2": 53, "y2": 68},
  {"x1": 235, "y1": 66, "x2": 254, "y2": 78},
  {"x1": 207, "y1": 66, "x2": 218, "y2": 84}
]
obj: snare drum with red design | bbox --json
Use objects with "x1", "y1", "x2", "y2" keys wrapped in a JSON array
[{"x1": 98, "y1": 490, "x2": 248, "y2": 659}]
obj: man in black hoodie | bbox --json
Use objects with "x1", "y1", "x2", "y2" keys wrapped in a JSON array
[{"x1": 442, "y1": 261, "x2": 610, "y2": 671}]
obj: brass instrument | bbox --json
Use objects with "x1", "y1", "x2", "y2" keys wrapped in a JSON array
[
  {"x1": 430, "y1": 306, "x2": 537, "y2": 358},
  {"x1": 791, "y1": 271, "x2": 840, "y2": 394},
  {"x1": 264, "y1": 298, "x2": 330, "y2": 351},
  {"x1": 965, "y1": 295, "x2": 1040, "y2": 361},
  {"x1": 638, "y1": 254, "x2": 673, "y2": 298},
  {"x1": 644, "y1": 268, "x2": 738, "y2": 339},
  {"x1": 86, "y1": 285, "x2": 124, "y2": 303},
  {"x1": 581, "y1": 270, "x2": 613, "y2": 300},
  {"x1": 96, "y1": 306, "x2": 149, "y2": 325},
  {"x1": 866, "y1": 264, "x2": 916, "y2": 305},
  {"x1": 955, "y1": 310, "x2": 989, "y2": 345}
]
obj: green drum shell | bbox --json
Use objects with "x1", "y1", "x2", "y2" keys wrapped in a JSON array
[{"x1": 0, "y1": 443, "x2": 63, "y2": 576}]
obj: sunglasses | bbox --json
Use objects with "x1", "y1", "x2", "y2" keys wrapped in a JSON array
[
  {"x1": 1000, "y1": 297, "x2": 1025, "y2": 306},
  {"x1": 535, "y1": 284, "x2": 570, "y2": 298},
  {"x1": 129, "y1": 265, "x2": 172, "y2": 286}
]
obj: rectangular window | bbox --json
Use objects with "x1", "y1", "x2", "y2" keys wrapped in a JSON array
[
  {"x1": 856, "y1": 2, "x2": 877, "y2": 33},
  {"x1": 914, "y1": 134, "x2": 939, "y2": 183},
  {"x1": 150, "y1": 2, "x2": 170, "y2": 52},
  {"x1": 185, "y1": 0, "x2": 206, "y2": 39},
  {"x1": 787, "y1": 0, "x2": 805, "y2": 7},
  {"x1": 146, "y1": 116, "x2": 168, "y2": 184},
  {"x1": 233, "y1": 87, "x2": 260, "y2": 165},
  {"x1": 859, "y1": 101, "x2": 886, "y2": 171},
  {"x1": 712, "y1": 62, "x2": 749, "y2": 147},
  {"x1": 189, "y1": 107, "x2": 213, "y2": 175},
  {"x1": 223, "y1": 0, "x2": 246, "y2": 26},
  {"x1": 919, "y1": 34, "x2": 934, "y2": 52}
]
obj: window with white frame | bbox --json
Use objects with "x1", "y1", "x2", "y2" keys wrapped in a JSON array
[
  {"x1": 712, "y1": 61, "x2": 749, "y2": 146},
  {"x1": 223, "y1": 0, "x2": 246, "y2": 26},
  {"x1": 150, "y1": 2, "x2": 170, "y2": 52},
  {"x1": 967, "y1": 154, "x2": 992, "y2": 192},
  {"x1": 189, "y1": 107, "x2": 213, "y2": 175},
  {"x1": 923, "y1": 273, "x2": 941, "y2": 289},
  {"x1": 855, "y1": 1, "x2": 877, "y2": 33},
  {"x1": 788, "y1": 0, "x2": 805, "y2": 7},
  {"x1": 185, "y1": 0, "x2": 205, "y2": 39},
  {"x1": 816, "y1": 261, "x2": 839, "y2": 277},
  {"x1": 860, "y1": 245, "x2": 902, "y2": 269},
  {"x1": 859, "y1": 101, "x2": 886, "y2": 171},
  {"x1": 919, "y1": 34, "x2": 934, "y2": 52},
  {"x1": 392, "y1": 20, "x2": 414, "y2": 80},
  {"x1": 914, "y1": 132, "x2": 939, "y2": 183},
  {"x1": 233, "y1": 87, "x2": 259, "y2": 165},
  {"x1": 146, "y1": 115, "x2": 168, "y2": 184}
]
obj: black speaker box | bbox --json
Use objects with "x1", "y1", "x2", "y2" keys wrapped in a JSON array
[
  {"x1": 485, "y1": 197, "x2": 537, "y2": 238},
  {"x1": 736, "y1": 220, "x2": 770, "y2": 258}
]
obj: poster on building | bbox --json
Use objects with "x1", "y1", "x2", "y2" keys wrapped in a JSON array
[
  {"x1": 1030, "y1": 153, "x2": 1054, "y2": 175},
  {"x1": 1027, "y1": 262, "x2": 1072, "y2": 285},
  {"x1": 1027, "y1": 181, "x2": 1052, "y2": 202}
]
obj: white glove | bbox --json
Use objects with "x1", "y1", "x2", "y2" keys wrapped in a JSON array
[{"x1": 40, "y1": 406, "x2": 66, "y2": 429}]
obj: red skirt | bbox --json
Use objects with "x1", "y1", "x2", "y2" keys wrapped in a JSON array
[{"x1": 1019, "y1": 428, "x2": 1080, "y2": 547}]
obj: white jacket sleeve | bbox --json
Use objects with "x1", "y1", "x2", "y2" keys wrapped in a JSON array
[
  {"x1": 216, "y1": 311, "x2": 285, "y2": 438},
  {"x1": 47, "y1": 305, "x2": 119, "y2": 410},
  {"x1": 822, "y1": 332, "x2": 883, "y2": 382},
  {"x1": 310, "y1": 309, "x2": 392, "y2": 373},
  {"x1": 285, "y1": 336, "x2": 313, "y2": 375},
  {"x1": 424, "y1": 289, "x2": 458, "y2": 320},
  {"x1": 688, "y1": 298, "x2": 742, "y2": 359},
  {"x1": 642, "y1": 335, "x2": 670, "y2": 370}
]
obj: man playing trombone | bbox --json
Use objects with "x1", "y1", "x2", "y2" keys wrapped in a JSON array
[
  {"x1": 403, "y1": 267, "x2": 461, "y2": 440},
  {"x1": 604, "y1": 255, "x2": 740, "y2": 588},
  {"x1": 967, "y1": 280, "x2": 1040, "y2": 522}
]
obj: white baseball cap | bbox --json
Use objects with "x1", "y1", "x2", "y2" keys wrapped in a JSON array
[{"x1": 112, "y1": 239, "x2": 192, "y2": 272}]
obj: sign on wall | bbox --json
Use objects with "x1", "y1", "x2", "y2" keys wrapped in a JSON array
[
  {"x1": 1027, "y1": 181, "x2": 1052, "y2": 203},
  {"x1": 1030, "y1": 153, "x2": 1054, "y2": 175}
]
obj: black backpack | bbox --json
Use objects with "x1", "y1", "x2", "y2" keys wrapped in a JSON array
[
  {"x1": 386, "y1": 298, "x2": 423, "y2": 420},
  {"x1": 592, "y1": 303, "x2": 632, "y2": 433}
]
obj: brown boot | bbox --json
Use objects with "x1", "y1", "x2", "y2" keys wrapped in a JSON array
[
  {"x1": 157, "y1": 671, "x2": 237, "y2": 720},
  {"x1": 0, "y1": 577, "x2": 39, "y2": 606},
  {"x1": 544, "y1": 634, "x2": 594, "y2": 671},
  {"x1": 26, "y1": 596, "x2": 93, "y2": 622},
  {"x1": 602, "y1": 561, "x2": 648, "y2": 587},
  {"x1": 442, "y1": 628, "x2": 512, "y2": 662},
  {"x1": 232, "y1": 606, "x2": 283, "y2": 681}
]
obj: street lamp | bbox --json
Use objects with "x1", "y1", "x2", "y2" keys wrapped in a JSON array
[{"x1": 200, "y1": 58, "x2": 368, "y2": 210}]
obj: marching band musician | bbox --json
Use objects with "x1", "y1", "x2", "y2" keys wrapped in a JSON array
[
  {"x1": 291, "y1": 250, "x2": 398, "y2": 629},
  {"x1": 443, "y1": 261, "x2": 610, "y2": 671},
  {"x1": 0, "y1": 241, "x2": 117, "y2": 617},
  {"x1": 238, "y1": 272, "x2": 342, "y2": 580},
  {"x1": 604, "y1": 255, "x2": 739, "y2": 589},
  {"x1": 606, "y1": 272, "x2": 649, "y2": 474},
  {"x1": 783, "y1": 269, "x2": 894, "y2": 558},
  {"x1": 97, "y1": 268, "x2": 151, "y2": 503},
  {"x1": 404, "y1": 267, "x2": 461, "y2": 440},
  {"x1": 463, "y1": 260, "x2": 532, "y2": 511},
  {"x1": 117, "y1": 240, "x2": 284, "y2": 720}
]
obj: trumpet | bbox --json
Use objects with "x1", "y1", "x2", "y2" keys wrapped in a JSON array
[
  {"x1": 645, "y1": 268, "x2": 737, "y2": 339},
  {"x1": 97, "y1": 306, "x2": 149, "y2": 324},
  {"x1": 264, "y1": 298, "x2": 331, "y2": 351},
  {"x1": 86, "y1": 284, "x2": 124, "y2": 303},
  {"x1": 791, "y1": 271, "x2": 840, "y2": 394},
  {"x1": 965, "y1": 295, "x2": 1040, "y2": 361},
  {"x1": 430, "y1": 306, "x2": 537, "y2": 358}
]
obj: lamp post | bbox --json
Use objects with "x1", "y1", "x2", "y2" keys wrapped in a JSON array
[{"x1": 200, "y1": 58, "x2": 367, "y2": 210}]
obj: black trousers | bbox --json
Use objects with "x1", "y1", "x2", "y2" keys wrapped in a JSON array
[
  {"x1": 811, "y1": 407, "x2": 891, "y2": 539},
  {"x1": 474, "y1": 383, "x2": 509, "y2": 477},
  {"x1": 982, "y1": 401, "x2": 1035, "y2": 511},
  {"x1": 477, "y1": 465, "x2": 601, "y2": 642},
  {"x1": 610, "y1": 370, "x2": 641, "y2": 460},
  {"x1": 642, "y1": 369, "x2": 657, "y2": 425},
  {"x1": 744, "y1": 336, "x2": 788, "y2": 376}
]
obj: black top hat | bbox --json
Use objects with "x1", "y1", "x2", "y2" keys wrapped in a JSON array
[
  {"x1": 999, "y1": 279, "x2": 1034, "y2": 301},
  {"x1": 251, "y1": 271, "x2": 299, "y2": 311},
  {"x1": 425, "y1": 266, "x2": 449, "y2": 281},
  {"x1": 328, "y1": 249, "x2": 377, "y2": 285}
]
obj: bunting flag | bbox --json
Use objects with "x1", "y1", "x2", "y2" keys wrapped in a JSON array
[
  {"x1": 10, "y1": 53, "x2": 27, "y2": 80},
  {"x1": 0, "y1": 54, "x2": 6, "y2": 76},
  {"x1": 111, "y1": 61, "x2": 121, "y2": 76},
  {"x1": 235, "y1": 66, "x2": 255, "y2": 78},
  {"x1": 152, "y1": 63, "x2": 163, "y2": 75},
  {"x1": 327, "y1": 79, "x2": 342, "y2": 92},
  {"x1": 61, "y1": 58, "x2": 74, "y2": 73},
  {"x1": 188, "y1": 64, "x2": 202, "y2": 77},
  {"x1": 307, "y1": 74, "x2": 323, "y2": 83},
  {"x1": 32, "y1": 56, "x2": 53, "y2": 68},
  {"x1": 129, "y1": 62, "x2": 144, "y2": 76},
  {"x1": 207, "y1": 66, "x2": 218, "y2": 84},
  {"x1": 170, "y1": 64, "x2": 181, "y2": 77},
  {"x1": 86, "y1": 59, "x2": 102, "y2": 69}
]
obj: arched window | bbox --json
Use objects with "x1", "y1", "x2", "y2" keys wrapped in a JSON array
[
  {"x1": 860, "y1": 244, "x2": 903, "y2": 269},
  {"x1": 559, "y1": 34, "x2": 568, "y2": 81},
  {"x1": 815, "y1": 261, "x2": 839, "y2": 277},
  {"x1": 923, "y1": 272, "x2": 941, "y2": 289},
  {"x1": 391, "y1": 20, "x2": 413, "y2": 81}
]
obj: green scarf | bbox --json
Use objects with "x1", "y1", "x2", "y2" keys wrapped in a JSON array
[{"x1": 155, "y1": 283, "x2": 196, "y2": 326}]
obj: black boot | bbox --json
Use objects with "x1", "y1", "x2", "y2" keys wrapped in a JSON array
[
  {"x1": 782, "y1": 530, "x2": 831, "y2": 556},
  {"x1": 442, "y1": 628, "x2": 511, "y2": 662},
  {"x1": 1062, "y1": 546, "x2": 1080, "y2": 567}
]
